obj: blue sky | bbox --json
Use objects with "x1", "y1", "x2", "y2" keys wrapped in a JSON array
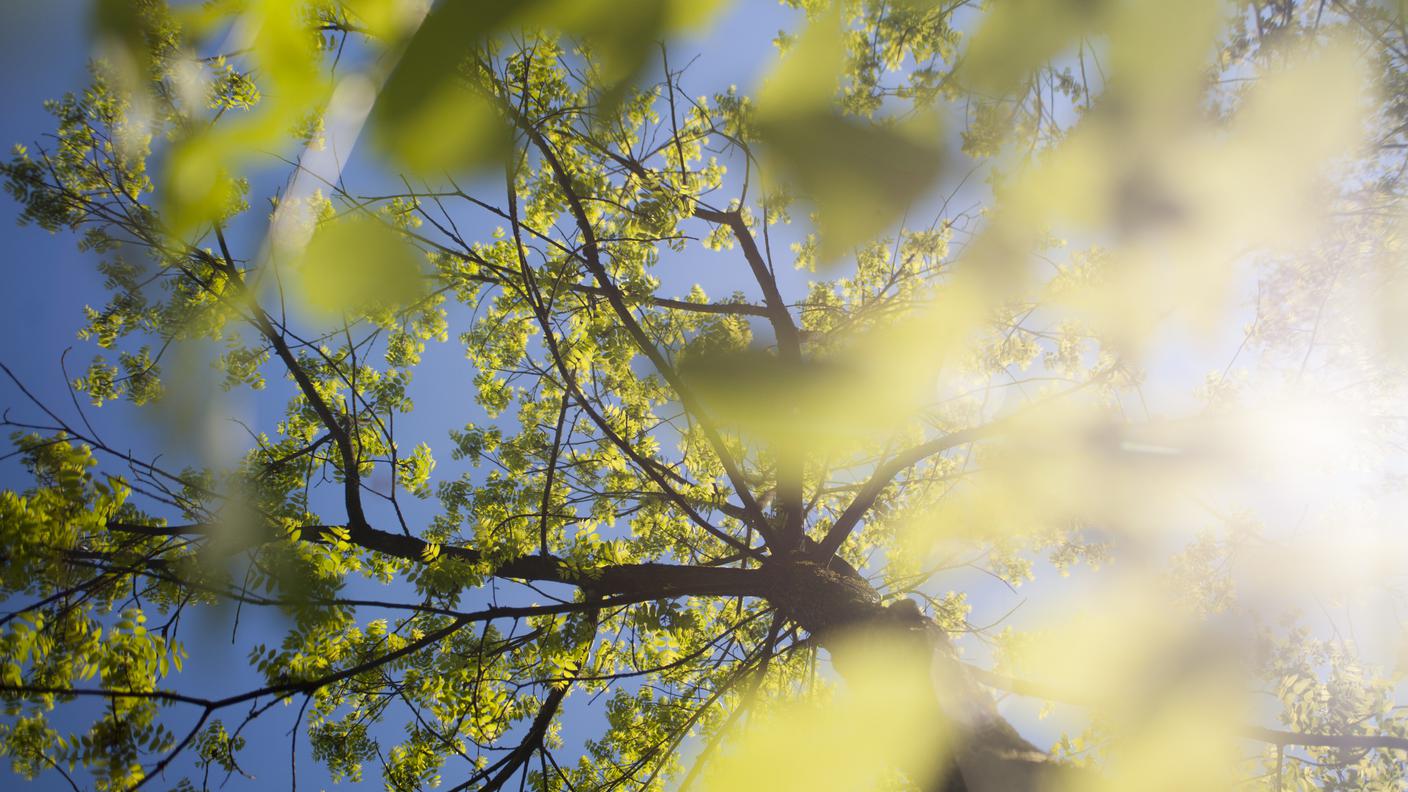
[{"x1": 1, "y1": 0, "x2": 113, "y2": 411}]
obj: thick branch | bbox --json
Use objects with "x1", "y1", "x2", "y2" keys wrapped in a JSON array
[
  {"x1": 107, "y1": 519, "x2": 767, "y2": 601},
  {"x1": 693, "y1": 207, "x2": 807, "y2": 549},
  {"x1": 692, "y1": 208, "x2": 800, "y2": 358}
]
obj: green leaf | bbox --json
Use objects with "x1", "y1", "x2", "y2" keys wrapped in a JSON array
[{"x1": 293, "y1": 214, "x2": 426, "y2": 316}]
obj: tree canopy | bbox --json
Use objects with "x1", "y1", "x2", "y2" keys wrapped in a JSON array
[{"x1": 2, "y1": 0, "x2": 1408, "y2": 790}]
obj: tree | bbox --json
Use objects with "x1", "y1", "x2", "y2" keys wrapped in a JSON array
[{"x1": 2, "y1": 0, "x2": 1407, "y2": 790}]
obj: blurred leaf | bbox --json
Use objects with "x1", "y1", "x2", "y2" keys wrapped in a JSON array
[
  {"x1": 697, "y1": 634, "x2": 945, "y2": 791},
  {"x1": 91, "y1": 0, "x2": 156, "y2": 76},
  {"x1": 680, "y1": 349, "x2": 857, "y2": 445},
  {"x1": 757, "y1": 112, "x2": 944, "y2": 261},
  {"x1": 372, "y1": 0, "x2": 729, "y2": 174},
  {"x1": 756, "y1": 7, "x2": 847, "y2": 114},
  {"x1": 369, "y1": 0, "x2": 525, "y2": 175},
  {"x1": 163, "y1": 133, "x2": 248, "y2": 236},
  {"x1": 959, "y1": 0, "x2": 1110, "y2": 97},
  {"x1": 755, "y1": 11, "x2": 945, "y2": 262},
  {"x1": 294, "y1": 214, "x2": 426, "y2": 316},
  {"x1": 681, "y1": 317, "x2": 951, "y2": 454},
  {"x1": 249, "y1": 0, "x2": 324, "y2": 108},
  {"x1": 339, "y1": 0, "x2": 425, "y2": 39},
  {"x1": 161, "y1": 0, "x2": 334, "y2": 235},
  {"x1": 372, "y1": 74, "x2": 511, "y2": 177}
]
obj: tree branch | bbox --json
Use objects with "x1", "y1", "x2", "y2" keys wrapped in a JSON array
[
  {"x1": 500, "y1": 164, "x2": 759, "y2": 559},
  {"x1": 510, "y1": 109, "x2": 776, "y2": 546},
  {"x1": 208, "y1": 228, "x2": 370, "y2": 533},
  {"x1": 814, "y1": 422, "x2": 999, "y2": 560}
]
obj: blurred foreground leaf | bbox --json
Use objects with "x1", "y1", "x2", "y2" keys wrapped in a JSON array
[
  {"x1": 755, "y1": 9, "x2": 945, "y2": 262},
  {"x1": 294, "y1": 213, "x2": 426, "y2": 316}
]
